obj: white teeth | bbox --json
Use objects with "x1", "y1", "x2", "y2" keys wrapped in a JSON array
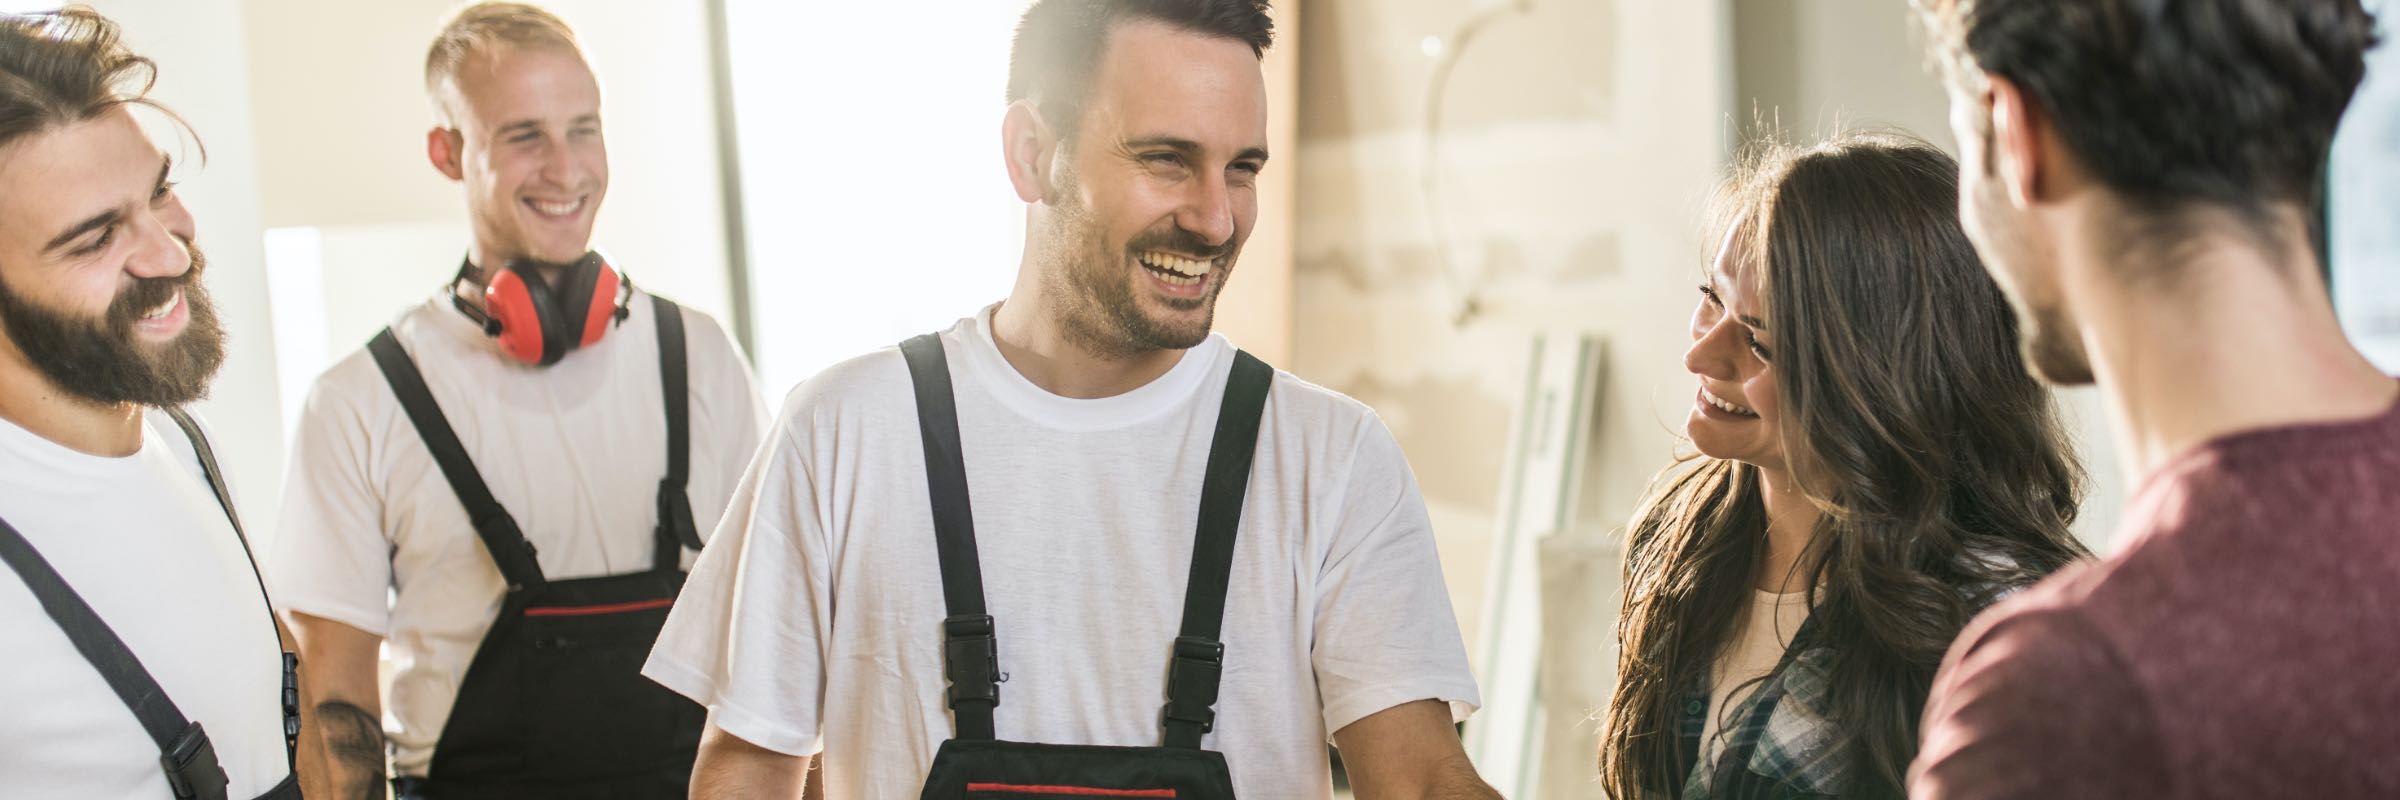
[
  {"x1": 1702, "y1": 387, "x2": 1755, "y2": 417},
  {"x1": 1138, "y1": 250, "x2": 1213, "y2": 279},
  {"x1": 140, "y1": 290, "x2": 180, "y2": 321},
  {"x1": 529, "y1": 198, "x2": 581, "y2": 217}
]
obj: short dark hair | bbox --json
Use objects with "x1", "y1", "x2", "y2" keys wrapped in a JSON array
[
  {"x1": 0, "y1": 7, "x2": 173, "y2": 155},
  {"x1": 1924, "y1": 0, "x2": 2379, "y2": 216},
  {"x1": 1006, "y1": 0, "x2": 1274, "y2": 139}
]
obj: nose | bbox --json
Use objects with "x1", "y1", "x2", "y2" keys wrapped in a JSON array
[
  {"x1": 1176, "y1": 171, "x2": 1237, "y2": 248},
  {"x1": 1684, "y1": 309, "x2": 1743, "y2": 382},
  {"x1": 123, "y1": 195, "x2": 197, "y2": 280},
  {"x1": 538, "y1": 140, "x2": 586, "y2": 188}
]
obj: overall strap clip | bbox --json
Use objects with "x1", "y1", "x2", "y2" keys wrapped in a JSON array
[
  {"x1": 161, "y1": 721, "x2": 230, "y2": 800},
  {"x1": 1162, "y1": 635, "x2": 1226, "y2": 736},
  {"x1": 942, "y1": 614, "x2": 1003, "y2": 712}
]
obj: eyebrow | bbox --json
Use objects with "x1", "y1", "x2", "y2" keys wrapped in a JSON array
[
  {"x1": 43, "y1": 157, "x2": 169, "y2": 255},
  {"x1": 1123, "y1": 135, "x2": 1271, "y2": 164}
]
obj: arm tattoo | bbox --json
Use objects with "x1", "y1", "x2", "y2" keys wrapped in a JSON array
[{"x1": 316, "y1": 701, "x2": 387, "y2": 800}]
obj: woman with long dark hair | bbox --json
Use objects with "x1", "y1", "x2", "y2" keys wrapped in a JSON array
[{"x1": 1597, "y1": 132, "x2": 2088, "y2": 799}]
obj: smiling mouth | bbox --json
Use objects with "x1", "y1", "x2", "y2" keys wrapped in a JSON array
[
  {"x1": 1136, "y1": 249, "x2": 1215, "y2": 287},
  {"x1": 524, "y1": 196, "x2": 586, "y2": 219},
  {"x1": 138, "y1": 289, "x2": 182, "y2": 322},
  {"x1": 1701, "y1": 386, "x2": 1758, "y2": 417}
]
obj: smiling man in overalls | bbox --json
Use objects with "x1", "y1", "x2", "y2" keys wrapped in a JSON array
[
  {"x1": 268, "y1": 3, "x2": 768, "y2": 798},
  {"x1": 645, "y1": 1, "x2": 1497, "y2": 798},
  {"x1": 0, "y1": 9, "x2": 303, "y2": 798}
]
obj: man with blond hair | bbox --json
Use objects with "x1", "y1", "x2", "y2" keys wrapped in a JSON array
[{"x1": 269, "y1": 3, "x2": 766, "y2": 798}]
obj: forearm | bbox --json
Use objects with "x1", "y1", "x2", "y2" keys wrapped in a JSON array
[
  {"x1": 287, "y1": 612, "x2": 389, "y2": 800},
  {"x1": 1336, "y1": 700, "x2": 1499, "y2": 800},
  {"x1": 308, "y1": 698, "x2": 388, "y2": 799},
  {"x1": 691, "y1": 723, "x2": 811, "y2": 799},
  {"x1": 1353, "y1": 752, "x2": 1497, "y2": 800},
  {"x1": 1424, "y1": 754, "x2": 1500, "y2": 800}
]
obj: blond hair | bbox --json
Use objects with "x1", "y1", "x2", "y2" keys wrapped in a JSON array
[{"x1": 423, "y1": 2, "x2": 585, "y2": 123}]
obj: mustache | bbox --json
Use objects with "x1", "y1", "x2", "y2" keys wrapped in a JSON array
[
  {"x1": 1126, "y1": 227, "x2": 1234, "y2": 261},
  {"x1": 105, "y1": 242, "x2": 207, "y2": 328}
]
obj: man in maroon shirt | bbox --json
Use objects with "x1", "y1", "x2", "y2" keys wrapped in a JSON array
[{"x1": 1908, "y1": 1, "x2": 2400, "y2": 798}]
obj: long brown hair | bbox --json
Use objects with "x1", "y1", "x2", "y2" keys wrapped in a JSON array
[{"x1": 1598, "y1": 132, "x2": 2087, "y2": 798}]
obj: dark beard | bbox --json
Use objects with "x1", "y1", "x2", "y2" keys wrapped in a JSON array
[
  {"x1": 1042, "y1": 183, "x2": 1234, "y2": 358},
  {"x1": 0, "y1": 243, "x2": 227, "y2": 407}
]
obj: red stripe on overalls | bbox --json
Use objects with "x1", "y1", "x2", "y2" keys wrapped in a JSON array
[
  {"x1": 522, "y1": 598, "x2": 675, "y2": 617},
  {"x1": 963, "y1": 784, "x2": 1177, "y2": 797}
]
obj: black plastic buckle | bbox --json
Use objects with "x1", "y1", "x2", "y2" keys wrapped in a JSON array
[
  {"x1": 942, "y1": 614, "x2": 1001, "y2": 709},
  {"x1": 1162, "y1": 635, "x2": 1226, "y2": 733},
  {"x1": 161, "y1": 721, "x2": 230, "y2": 800},
  {"x1": 281, "y1": 652, "x2": 301, "y2": 757},
  {"x1": 656, "y1": 482, "x2": 703, "y2": 551}
]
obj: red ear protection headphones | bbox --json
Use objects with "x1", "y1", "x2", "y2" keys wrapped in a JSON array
[{"x1": 451, "y1": 251, "x2": 633, "y2": 366}]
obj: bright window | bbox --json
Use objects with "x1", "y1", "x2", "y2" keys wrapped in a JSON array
[
  {"x1": 722, "y1": 1, "x2": 1038, "y2": 398},
  {"x1": 2331, "y1": 0, "x2": 2400, "y2": 371}
]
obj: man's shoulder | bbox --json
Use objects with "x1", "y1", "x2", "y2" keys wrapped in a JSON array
[
  {"x1": 1950, "y1": 560, "x2": 2121, "y2": 670},
  {"x1": 647, "y1": 291, "x2": 742, "y2": 351},
  {"x1": 1918, "y1": 568, "x2": 2173, "y2": 799},
  {"x1": 295, "y1": 341, "x2": 404, "y2": 426},
  {"x1": 768, "y1": 345, "x2": 913, "y2": 428},
  {"x1": 1254, "y1": 362, "x2": 1384, "y2": 442}
]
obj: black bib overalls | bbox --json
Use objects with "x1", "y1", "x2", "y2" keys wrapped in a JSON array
[
  {"x1": 370, "y1": 294, "x2": 706, "y2": 799},
  {"x1": 898, "y1": 333, "x2": 1274, "y2": 800},
  {"x1": 0, "y1": 408, "x2": 301, "y2": 800}
]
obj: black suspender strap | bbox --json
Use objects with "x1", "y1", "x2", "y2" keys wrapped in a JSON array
[
  {"x1": 0, "y1": 405, "x2": 312, "y2": 799},
  {"x1": 368, "y1": 329, "x2": 548, "y2": 594},
  {"x1": 163, "y1": 408, "x2": 302, "y2": 772},
  {"x1": 162, "y1": 409, "x2": 246, "y2": 546},
  {"x1": 651, "y1": 294, "x2": 704, "y2": 571},
  {"x1": 899, "y1": 333, "x2": 1002, "y2": 742},
  {"x1": 1161, "y1": 350, "x2": 1273, "y2": 749},
  {"x1": 0, "y1": 518, "x2": 230, "y2": 799}
]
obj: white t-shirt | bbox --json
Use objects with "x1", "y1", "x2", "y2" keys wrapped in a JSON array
[
  {"x1": 644, "y1": 306, "x2": 1481, "y2": 799},
  {"x1": 0, "y1": 409, "x2": 289, "y2": 797},
  {"x1": 267, "y1": 287, "x2": 768, "y2": 776},
  {"x1": 1701, "y1": 589, "x2": 1811, "y2": 761}
]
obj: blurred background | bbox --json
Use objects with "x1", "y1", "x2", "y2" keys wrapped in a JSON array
[{"x1": 39, "y1": 0, "x2": 2398, "y2": 795}]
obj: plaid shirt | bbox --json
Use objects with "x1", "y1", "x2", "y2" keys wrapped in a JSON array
[
  {"x1": 1673, "y1": 577, "x2": 2022, "y2": 800},
  {"x1": 1676, "y1": 618, "x2": 1855, "y2": 800}
]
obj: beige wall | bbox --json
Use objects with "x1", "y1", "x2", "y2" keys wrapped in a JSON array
[
  {"x1": 1297, "y1": 0, "x2": 1735, "y2": 791},
  {"x1": 241, "y1": 0, "x2": 737, "y2": 326},
  {"x1": 1733, "y1": 0, "x2": 1954, "y2": 150}
]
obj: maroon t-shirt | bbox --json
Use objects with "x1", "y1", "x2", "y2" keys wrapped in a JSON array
[{"x1": 1910, "y1": 391, "x2": 2400, "y2": 799}]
